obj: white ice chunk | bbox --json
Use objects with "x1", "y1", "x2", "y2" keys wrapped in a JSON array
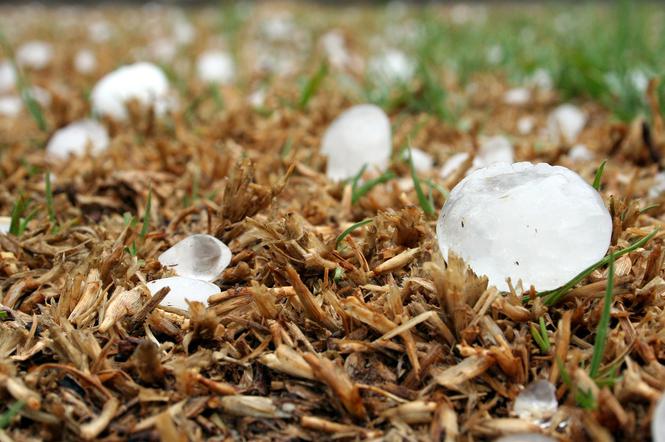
[
  {"x1": 0, "y1": 96, "x2": 21, "y2": 117},
  {"x1": 504, "y1": 87, "x2": 531, "y2": 106},
  {"x1": 16, "y1": 41, "x2": 53, "y2": 70},
  {"x1": 46, "y1": 119, "x2": 110, "y2": 160},
  {"x1": 368, "y1": 49, "x2": 415, "y2": 84},
  {"x1": 437, "y1": 162, "x2": 612, "y2": 291},
  {"x1": 91, "y1": 62, "x2": 171, "y2": 120},
  {"x1": 321, "y1": 30, "x2": 351, "y2": 69},
  {"x1": 0, "y1": 61, "x2": 16, "y2": 93},
  {"x1": 196, "y1": 50, "x2": 235, "y2": 85},
  {"x1": 477, "y1": 135, "x2": 514, "y2": 167},
  {"x1": 0, "y1": 216, "x2": 10, "y2": 234},
  {"x1": 653, "y1": 392, "x2": 665, "y2": 442},
  {"x1": 514, "y1": 380, "x2": 558, "y2": 421},
  {"x1": 74, "y1": 49, "x2": 96, "y2": 74},
  {"x1": 568, "y1": 144, "x2": 594, "y2": 162},
  {"x1": 517, "y1": 116, "x2": 535, "y2": 135},
  {"x1": 440, "y1": 152, "x2": 470, "y2": 179},
  {"x1": 403, "y1": 147, "x2": 434, "y2": 172},
  {"x1": 547, "y1": 104, "x2": 587, "y2": 145},
  {"x1": 146, "y1": 276, "x2": 220, "y2": 310},
  {"x1": 649, "y1": 172, "x2": 665, "y2": 198},
  {"x1": 321, "y1": 104, "x2": 392, "y2": 181},
  {"x1": 248, "y1": 87, "x2": 266, "y2": 108},
  {"x1": 158, "y1": 234, "x2": 232, "y2": 282}
]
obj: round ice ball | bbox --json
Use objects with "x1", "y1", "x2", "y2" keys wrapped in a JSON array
[
  {"x1": 320, "y1": 104, "x2": 391, "y2": 181},
  {"x1": 46, "y1": 119, "x2": 109, "y2": 160},
  {"x1": 90, "y1": 62, "x2": 171, "y2": 120},
  {"x1": 436, "y1": 162, "x2": 612, "y2": 291}
]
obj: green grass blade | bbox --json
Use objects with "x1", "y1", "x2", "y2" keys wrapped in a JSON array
[
  {"x1": 298, "y1": 62, "x2": 328, "y2": 109},
  {"x1": 534, "y1": 229, "x2": 658, "y2": 306},
  {"x1": 45, "y1": 172, "x2": 57, "y2": 231},
  {"x1": 139, "y1": 190, "x2": 152, "y2": 239},
  {"x1": 351, "y1": 170, "x2": 395, "y2": 204},
  {"x1": 336, "y1": 219, "x2": 372, "y2": 248},
  {"x1": 350, "y1": 164, "x2": 368, "y2": 195},
  {"x1": 408, "y1": 147, "x2": 435, "y2": 216},
  {"x1": 0, "y1": 400, "x2": 24, "y2": 429},
  {"x1": 589, "y1": 252, "x2": 614, "y2": 379},
  {"x1": 530, "y1": 323, "x2": 548, "y2": 353},
  {"x1": 539, "y1": 317, "x2": 551, "y2": 352},
  {"x1": 592, "y1": 159, "x2": 607, "y2": 190}
]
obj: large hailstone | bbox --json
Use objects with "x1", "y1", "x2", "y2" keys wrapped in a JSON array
[
  {"x1": 196, "y1": 50, "x2": 235, "y2": 85},
  {"x1": 147, "y1": 276, "x2": 220, "y2": 310},
  {"x1": 90, "y1": 62, "x2": 171, "y2": 120},
  {"x1": 321, "y1": 104, "x2": 392, "y2": 181},
  {"x1": 547, "y1": 104, "x2": 587, "y2": 145},
  {"x1": 437, "y1": 162, "x2": 612, "y2": 291},
  {"x1": 46, "y1": 120, "x2": 110, "y2": 160},
  {"x1": 158, "y1": 234, "x2": 232, "y2": 282}
]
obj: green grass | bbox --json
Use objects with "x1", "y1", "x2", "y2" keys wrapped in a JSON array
[
  {"x1": 350, "y1": 168, "x2": 396, "y2": 205},
  {"x1": 592, "y1": 160, "x2": 607, "y2": 191},
  {"x1": 589, "y1": 253, "x2": 614, "y2": 379},
  {"x1": 45, "y1": 172, "x2": 57, "y2": 232},
  {"x1": 0, "y1": 400, "x2": 24, "y2": 429},
  {"x1": 407, "y1": 147, "x2": 435, "y2": 216},
  {"x1": 336, "y1": 219, "x2": 372, "y2": 249},
  {"x1": 9, "y1": 195, "x2": 37, "y2": 237},
  {"x1": 298, "y1": 62, "x2": 328, "y2": 109},
  {"x1": 530, "y1": 317, "x2": 551, "y2": 353},
  {"x1": 139, "y1": 190, "x2": 152, "y2": 239}
]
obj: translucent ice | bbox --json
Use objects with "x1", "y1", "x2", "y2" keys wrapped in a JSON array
[
  {"x1": 146, "y1": 276, "x2": 220, "y2": 310},
  {"x1": 437, "y1": 162, "x2": 612, "y2": 291},
  {"x1": 653, "y1": 392, "x2": 665, "y2": 442},
  {"x1": 196, "y1": 50, "x2": 235, "y2": 85},
  {"x1": 514, "y1": 380, "x2": 558, "y2": 421},
  {"x1": 547, "y1": 104, "x2": 587, "y2": 145},
  {"x1": 91, "y1": 62, "x2": 171, "y2": 120},
  {"x1": 321, "y1": 104, "x2": 392, "y2": 181},
  {"x1": 46, "y1": 120, "x2": 109, "y2": 160},
  {"x1": 158, "y1": 234, "x2": 232, "y2": 282},
  {"x1": 16, "y1": 41, "x2": 53, "y2": 70}
]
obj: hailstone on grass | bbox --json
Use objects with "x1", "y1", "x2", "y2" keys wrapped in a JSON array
[
  {"x1": 403, "y1": 147, "x2": 434, "y2": 172},
  {"x1": 46, "y1": 120, "x2": 110, "y2": 160},
  {"x1": 74, "y1": 49, "x2": 97, "y2": 74},
  {"x1": 517, "y1": 116, "x2": 535, "y2": 135},
  {"x1": 513, "y1": 380, "x2": 558, "y2": 421},
  {"x1": 158, "y1": 234, "x2": 232, "y2": 282},
  {"x1": 0, "y1": 217, "x2": 10, "y2": 234},
  {"x1": 321, "y1": 104, "x2": 392, "y2": 181},
  {"x1": 568, "y1": 144, "x2": 594, "y2": 162},
  {"x1": 503, "y1": 87, "x2": 530, "y2": 106},
  {"x1": 91, "y1": 62, "x2": 171, "y2": 120},
  {"x1": 196, "y1": 50, "x2": 235, "y2": 85},
  {"x1": 146, "y1": 276, "x2": 220, "y2": 310},
  {"x1": 437, "y1": 162, "x2": 612, "y2": 291},
  {"x1": 368, "y1": 49, "x2": 415, "y2": 84},
  {"x1": 0, "y1": 96, "x2": 21, "y2": 117},
  {"x1": 16, "y1": 41, "x2": 53, "y2": 70},
  {"x1": 547, "y1": 104, "x2": 587, "y2": 145},
  {"x1": 0, "y1": 61, "x2": 16, "y2": 93}
]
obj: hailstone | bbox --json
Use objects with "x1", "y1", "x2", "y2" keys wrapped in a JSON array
[
  {"x1": 403, "y1": 147, "x2": 434, "y2": 172},
  {"x1": 0, "y1": 61, "x2": 16, "y2": 93},
  {"x1": 547, "y1": 104, "x2": 587, "y2": 145},
  {"x1": 90, "y1": 62, "x2": 171, "y2": 120},
  {"x1": 513, "y1": 380, "x2": 558, "y2": 421},
  {"x1": 437, "y1": 162, "x2": 612, "y2": 291},
  {"x1": 368, "y1": 48, "x2": 415, "y2": 84},
  {"x1": 196, "y1": 50, "x2": 235, "y2": 85},
  {"x1": 74, "y1": 49, "x2": 97, "y2": 74},
  {"x1": 439, "y1": 135, "x2": 514, "y2": 179},
  {"x1": 16, "y1": 41, "x2": 53, "y2": 70},
  {"x1": 146, "y1": 276, "x2": 220, "y2": 310},
  {"x1": 46, "y1": 120, "x2": 109, "y2": 160},
  {"x1": 0, "y1": 96, "x2": 21, "y2": 117},
  {"x1": 321, "y1": 104, "x2": 392, "y2": 181},
  {"x1": 0, "y1": 217, "x2": 9, "y2": 234},
  {"x1": 158, "y1": 234, "x2": 232, "y2": 282}
]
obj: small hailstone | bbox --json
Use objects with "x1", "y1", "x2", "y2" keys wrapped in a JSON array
[
  {"x1": 46, "y1": 120, "x2": 110, "y2": 160},
  {"x1": 568, "y1": 144, "x2": 594, "y2": 163},
  {"x1": 146, "y1": 276, "x2": 220, "y2": 310},
  {"x1": 437, "y1": 162, "x2": 612, "y2": 291},
  {"x1": 321, "y1": 30, "x2": 350, "y2": 69},
  {"x1": 495, "y1": 435, "x2": 556, "y2": 442},
  {"x1": 517, "y1": 116, "x2": 535, "y2": 135},
  {"x1": 529, "y1": 68, "x2": 553, "y2": 90},
  {"x1": 29, "y1": 86, "x2": 51, "y2": 107},
  {"x1": 172, "y1": 14, "x2": 195, "y2": 45},
  {"x1": 0, "y1": 216, "x2": 10, "y2": 234},
  {"x1": 90, "y1": 62, "x2": 171, "y2": 120},
  {"x1": 547, "y1": 104, "x2": 587, "y2": 145},
  {"x1": 403, "y1": 147, "x2": 434, "y2": 172},
  {"x1": 0, "y1": 61, "x2": 16, "y2": 93},
  {"x1": 477, "y1": 135, "x2": 514, "y2": 167},
  {"x1": 649, "y1": 172, "x2": 665, "y2": 198},
  {"x1": 74, "y1": 49, "x2": 96, "y2": 74},
  {"x1": 503, "y1": 88, "x2": 531, "y2": 106},
  {"x1": 653, "y1": 392, "x2": 665, "y2": 442},
  {"x1": 261, "y1": 13, "x2": 295, "y2": 42},
  {"x1": 88, "y1": 20, "x2": 112, "y2": 43},
  {"x1": 148, "y1": 38, "x2": 177, "y2": 63},
  {"x1": 0, "y1": 96, "x2": 22, "y2": 117},
  {"x1": 158, "y1": 234, "x2": 232, "y2": 282},
  {"x1": 196, "y1": 50, "x2": 235, "y2": 85},
  {"x1": 320, "y1": 104, "x2": 392, "y2": 181},
  {"x1": 514, "y1": 380, "x2": 558, "y2": 421},
  {"x1": 248, "y1": 88, "x2": 266, "y2": 108},
  {"x1": 369, "y1": 49, "x2": 415, "y2": 84},
  {"x1": 16, "y1": 41, "x2": 53, "y2": 70},
  {"x1": 440, "y1": 152, "x2": 470, "y2": 179}
]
